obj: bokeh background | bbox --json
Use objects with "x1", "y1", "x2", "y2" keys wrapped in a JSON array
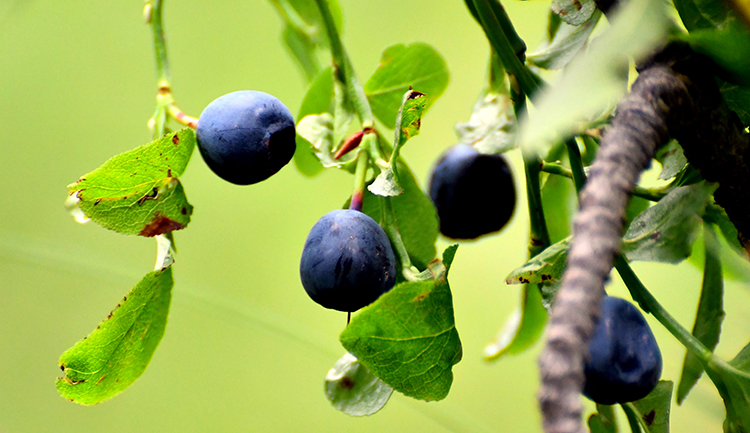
[{"x1": 1, "y1": 0, "x2": 749, "y2": 432}]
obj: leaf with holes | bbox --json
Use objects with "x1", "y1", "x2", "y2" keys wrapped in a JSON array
[{"x1": 66, "y1": 129, "x2": 195, "y2": 237}]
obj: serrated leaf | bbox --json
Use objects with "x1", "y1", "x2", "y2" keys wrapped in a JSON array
[
  {"x1": 588, "y1": 403, "x2": 618, "y2": 433},
  {"x1": 364, "y1": 43, "x2": 449, "y2": 129},
  {"x1": 57, "y1": 267, "x2": 173, "y2": 405},
  {"x1": 484, "y1": 284, "x2": 547, "y2": 360},
  {"x1": 551, "y1": 0, "x2": 597, "y2": 26},
  {"x1": 626, "y1": 381, "x2": 674, "y2": 433},
  {"x1": 520, "y1": 0, "x2": 669, "y2": 157},
  {"x1": 506, "y1": 237, "x2": 570, "y2": 286},
  {"x1": 654, "y1": 140, "x2": 688, "y2": 181},
  {"x1": 455, "y1": 91, "x2": 518, "y2": 154},
  {"x1": 66, "y1": 129, "x2": 195, "y2": 237},
  {"x1": 719, "y1": 80, "x2": 750, "y2": 126},
  {"x1": 360, "y1": 162, "x2": 438, "y2": 270},
  {"x1": 294, "y1": 67, "x2": 335, "y2": 176},
  {"x1": 677, "y1": 223, "x2": 725, "y2": 404},
  {"x1": 368, "y1": 90, "x2": 427, "y2": 197},
  {"x1": 340, "y1": 246, "x2": 461, "y2": 401},
  {"x1": 622, "y1": 182, "x2": 715, "y2": 263},
  {"x1": 325, "y1": 352, "x2": 394, "y2": 416},
  {"x1": 528, "y1": 10, "x2": 601, "y2": 70}
]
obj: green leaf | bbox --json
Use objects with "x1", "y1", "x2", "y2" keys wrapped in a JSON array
[
  {"x1": 677, "y1": 223, "x2": 725, "y2": 404},
  {"x1": 484, "y1": 284, "x2": 548, "y2": 360},
  {"x1": 625, "y1": 381, "x2": 674, "y2": 433},
  {"x1": 681, "y1": 20, "x2": 750, "y2": 87},
  {"x1": 705, "y1": 204, "x2": 745, "y2": 253},
  {"x1": 281, "y1": 24, "x2": 322, "y2": 82},
  {"x1": 672, "y1": 0, "x2": 731, "y2": 31},
  {"x1": 588, "y1": 403, "x2": 618, "y2": 433},
  {"x1": 340, "y1": 246, "x2": 462, "y2": 401},
  {"x1": 360, "y1": 161, "x2": 438, "y2": 271},
  {"x1": 368, "y1": 90, "x2": 427, "y2": 197},
  {"x1": 57, "y1": 267, "x2": 173, "y2": 405},
  {"x1": 551, "y1": 0, "x2": 597, "y2": 26},
  {"x1": 66, "y1": 129, "x2": 195, "y2": 237},
  {"x1": 622, "y1": 182, "x2": 715, "y2": 263},
  {"x1": 528, "y1": 10, "x2": 602, "y2": 70},
  {"x1": 625, "y1": 196, "x2": 651, "y2": 229},
  {"x1": 705, "y1": 351, "x2": 750, "y2": 433},
  {"x1": 520, "y1": 0, "x2": 669, "y2": 157},
  {"x1": 455, "y1": 91, "x2": 518, "y2": 154},
  {"x1": 325, "y1": 352, "x2": 394, "y2": 416},
  {"x1": 296, "y1": 113, "x2": 354, "y2": 170},
  {"x1": 541, "y1": 173, "x2": 576, "y2": 243},
  {"x1": 654, "y1": 140, "x2": 688, "y2": 181},
  {"x1": 506, "y1": 237, "x2": 570, "y2": 286},
  {"x1": 294, "y1": 67, "x2": 335, "y2": 176},
  {"x1": 364, "y1": 43, "x2": 449, "y2": 129},
  {"x1": 719, "y1": 80, "x2": 750, "y2": 126}
]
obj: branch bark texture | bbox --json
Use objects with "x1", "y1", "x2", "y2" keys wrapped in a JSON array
[{"x1": 537, "y1": 51, "x2": 695, "y2": 433}]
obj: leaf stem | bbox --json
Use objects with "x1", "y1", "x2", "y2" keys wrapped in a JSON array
[
  {"x1": 146, "y1": 0, "x2": 199, "y2": 136},
  {"x1": 541, "y1": 161, "x2": 668, "y2": 202},
  {"x1": 565, "y1": 139, "x2": 587, "y2": 193},
  {"x1": 312, "y1": 0, "x2": 373, "y2": 127},
  {"x1": 523, "y1": 145, "x2": 551, "y2": 257},
  {"x1": 469, "y1": 0, "x2": 543, "y2": 97}
]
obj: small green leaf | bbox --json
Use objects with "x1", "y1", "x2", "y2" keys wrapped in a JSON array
[
  {"x1": 654, "y1": 140, "x2": 688, "y2": 181},
  {"x1": 297, "y1": 113, "x2": 354, "y2": 170},
  {"x1": 484, "y1": 284, "x2": 548, "y2": 360},
  {"x1": 528, "y1": 10, "x2": 601, "y2": 70},
  {"x1": 719, "y1": 80, "x2": 750, "y2": 126},
  {"x1": 541, "y1": 173, "x2": 576, "y2": 243},
  {"x1": 506, "y1": 237, "x2": 570, "y2": 286},
  {"x1": 294, "y1": 67, "x2": 335, "y2": 176},
  {"x1": 57, "y1": 267, "x2": 173, "y2": 405},
  {"x1": 551, "y1": 0, "x2": 597, "y2": 26},
  {"x1": 368, "y1": 90, "x2": 427, "y2": 197},
  {"x1": 588, "y1": 403, "x2": 618, "y2": 433},
  {"x1": 325, "y1": 352, "x2": 394, "y2": 416},
  {"x1": 364, "y1": 43, "x2": 449, "y2": 129},
  {"x1": 66, "y1": 129, "x2": 195, "y2": 237},
  {"x1": 455, "y1": 91, "x2": 518, "y2": 154},
  {"x1": 677, "y1": 223, "x2": 725, "y2": 404},
  {"x1": 520, "y1": 0, "x2": 669, "y2": 157},
  {"x1": 340, "y1": 246, "x2": 462, "y2": 401},
  {"x1": 625, "y1": 381, "x2": 674, "y2": 433},
  {"x1": 360, "y1": 162, "x2": 438, "y2": 270},
  {"x1": 622, "y1": 182, "x2": 715, "y2": 263}
]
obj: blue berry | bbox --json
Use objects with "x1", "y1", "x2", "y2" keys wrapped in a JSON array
[
  {"x1": 428, "y1": 144, "x2": 515, "y2": 239},
  {"x1": 300, "y1": 210, "x2": 397, "y2": 312},
  {"x1": 584, "y1": 296, "x2": 663, "y2": 405},
  {"x1": 196, "y1": 90, "x2": 296, "y2": 185}
]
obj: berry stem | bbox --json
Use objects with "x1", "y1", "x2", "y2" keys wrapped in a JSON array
[
  {"x1": 379, "y1": 197, "x2": 418, "y2": 279},
  {"x1": 349, "y1": 140, "x2": 371, "y2": 212}
]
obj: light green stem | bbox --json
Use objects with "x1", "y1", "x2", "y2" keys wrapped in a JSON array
[{"x1": 541, "y1": 161, "x2": 667, "y2": 202}]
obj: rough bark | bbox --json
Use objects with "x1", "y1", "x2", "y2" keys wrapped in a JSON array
[{"x1": 538, "y1": 49, "x2": 696, "y2": 433}]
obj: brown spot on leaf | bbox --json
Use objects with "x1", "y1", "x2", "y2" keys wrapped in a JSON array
[
  {"x1": 651, "y1": 231, "x2": 661, "y2": 240},
  {"x1": 413, "y1": 292, "x2": 429, "y2": 302},
  {"x1": 60, "y1": 365, "x2": 65, "y2": 372},
  {"x1": 181, "y1": 207, "x2": 187, "y2": 215},
  {"x1": 643, "y1": 410, "x2": 656, "y2": 425},
  {"x1": 340, "y1": 377, "x2": 355, "y2": 390},
  {"x1": 172, "y1": 134, "x2": 179, "y2": 145},
  {"x1": 407, "y1": 90, "x2": 426, "y2": 100},
  {"x1": 139, "y1": 212, "x2": 184, "y2": 237},
  {"x1": 107, "y1": 312, "x2": 113, "y2": 319},
  {"x1": 97, "y1": 375, "x2": 106, "y2": 384},
  {"x1": 137, "y1": 187, "x2": 160, "y2": 205},
  {"x1": 123, "y1": 296, "x2": 127, "y2": 301},
  {"x1": 94, "y1": 199, "x2": 102, "y2": 206},
  {"x1": 541, "y1": 274, "x2": 551, "y2": 281}
]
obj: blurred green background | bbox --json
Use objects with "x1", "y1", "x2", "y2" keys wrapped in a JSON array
[{"x1": 1, "y1": 0, "x2": 749, "y2": 431}]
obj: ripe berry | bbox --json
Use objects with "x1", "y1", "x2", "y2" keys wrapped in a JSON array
[
  {"x1": 196, "y1": 90, "x2": 296, "y2": 185},
  {"x1": 300, "y1": 209, "x2": 397, "y2": 312},
  {"x1": 583, "y1": 296, "x2": 663, "y2": 405},
  {"x1": 428, "y1": 144, "x2": 515, "y2": 239}
]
